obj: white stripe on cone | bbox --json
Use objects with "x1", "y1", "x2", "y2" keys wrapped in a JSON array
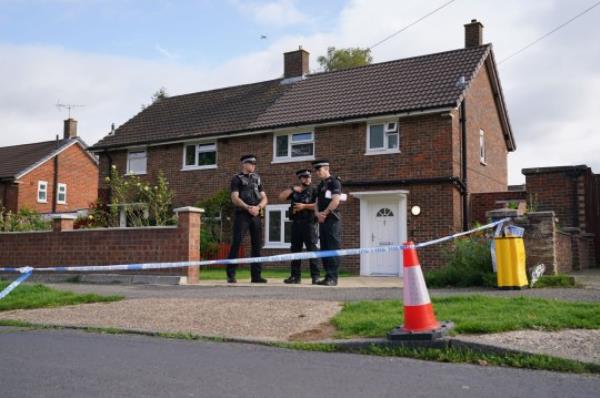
[{"x1": 403, "y1": 265, "x2": 431, "y2": 306}]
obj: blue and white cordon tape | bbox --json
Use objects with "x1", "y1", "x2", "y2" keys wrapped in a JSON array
[{"x1": 0, "y1": 218, "x2": 510, "y2": 299}]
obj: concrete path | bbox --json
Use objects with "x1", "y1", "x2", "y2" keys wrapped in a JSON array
[{"x1": 1, "y1": 328, "x2": 598, "y2": 398}]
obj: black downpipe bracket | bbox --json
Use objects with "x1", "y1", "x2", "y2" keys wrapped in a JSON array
[{"x1": 460, "y1": 100, "x2": 469, "y2": 231}]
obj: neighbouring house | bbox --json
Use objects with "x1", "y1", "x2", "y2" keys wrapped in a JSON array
[
  {"x1": 90, "y1": 20, "x2": 516, "y2": 274},
  {"x1": 472, "y1": 165, "x2": 599, "y2": 271},
  {"x1": 0, "y1": 119, "x2": 99, "y2": 216}
]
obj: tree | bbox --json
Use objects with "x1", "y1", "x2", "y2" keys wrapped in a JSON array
[
  {"x1": 142, "y1": 87, "x2": 169, "y2": 109},
  {"x1": 317, "y1": 47, "x2": 373, "y2": 72}
]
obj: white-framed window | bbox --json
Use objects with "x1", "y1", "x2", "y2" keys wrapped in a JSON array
[
  {"x1": 479, "y1": 129, "x2": 487, "y2": 165},
  {"x1": 56, "y1": 183, "x2": 67, "y2": 205},
  {"x1": 37, "y1": 181, "x2": 48, "y2": 203},
  {"x1": 182, "y1": 142, "x2": 217, "y2": 170},
  {"x1": 127, "y1": 149, "x2": 147, "y2": 175},
  {"x1": 264, "y1": 204, "x2": 292, "y2": 248},
  {"x1": 366, "y1": 121, "x2": 400, "y2": 154},
  {"x1": 273, "y1": 131, "x2": 315, "y2": 163}
]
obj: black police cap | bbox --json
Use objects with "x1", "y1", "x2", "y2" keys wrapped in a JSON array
[
  {"x1": 312, "y1": 159, "x2": 330, "y2": 169},
  {"x1": 296, "y1": 169, "x2": 311, "y2": 178},
  {"x1": 240, "y1": 154, "x2": 257, "y2": 164}
]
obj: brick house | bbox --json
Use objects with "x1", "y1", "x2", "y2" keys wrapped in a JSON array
[
  {"x1": 90, "y1": 20, "x2": 516, "y2": 273},
  {"x1": 0, "y1": 119, "x2": 99, "y2": 216}
]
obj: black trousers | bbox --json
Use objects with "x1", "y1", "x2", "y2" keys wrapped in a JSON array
[
  {"x1": 227, "y1": 211, "x2": 262, "y2": 279},
  {"x1": 319, "y1": 217, "x2": 341, "y2": 281},
  {"x1": 290, "y1": 220, "x2": 320, "y2": 279}
]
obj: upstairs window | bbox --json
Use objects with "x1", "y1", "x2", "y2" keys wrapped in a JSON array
[
  {"x1": 273, "y1": 131, "x2": 314, "y2": 162},
  {"x1": 37, "y1": 181, "x2": 48, "y2": 203},
  {"x1": 480, "y1": 129, "x2": 487, "y2": 165},
  {"x1": 127, "y1": 149, "x2": 147, "y2": 175},
  {"x1": 183, "y1": 142, "x2": 217, "y2": 170},
  {"x1": 367, "y1": 121, "x2": 400, "y2": 153},
  {"x1": 57, "y1": 183, "x2": 67, "y2": 205}
]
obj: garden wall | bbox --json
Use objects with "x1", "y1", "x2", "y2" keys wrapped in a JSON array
[{"x1": 0, "y1": 207, "x2": 201, "y2": 283}]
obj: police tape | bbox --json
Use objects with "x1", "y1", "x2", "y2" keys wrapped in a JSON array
[{"x1": 0, "y1": 217, "x2": 510, "y2": 299}]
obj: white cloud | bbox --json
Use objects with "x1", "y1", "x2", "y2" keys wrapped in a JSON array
[
  {"x1": 231, "y1": 0, "x2": 309, "y2": 27},
  {"x1": 1, "y1": 0, "x2": 599, "y2": 185}
]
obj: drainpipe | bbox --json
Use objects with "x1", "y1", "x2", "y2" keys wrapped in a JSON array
[
  {"x1": 52, "y1": 136, "x2": 59, "y2": 214},
  {"x1": 460, "y1": 100, "x2": 469, "y2": 231}
]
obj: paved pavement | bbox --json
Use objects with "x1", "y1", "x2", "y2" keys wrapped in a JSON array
[
  {"x1": 44, "y1": 281, "x2": 600, "y2": 302},
  {"x1": 0, "y1": 328, "x2": 597, "y2": 398}
]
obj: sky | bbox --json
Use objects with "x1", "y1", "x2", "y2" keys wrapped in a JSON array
[{"x1": 0, "y1": 0, "x2": 599, "y2": 184}]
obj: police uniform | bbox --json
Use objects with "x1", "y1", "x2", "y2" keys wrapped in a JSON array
[
  {"x1": 313, "y1": 159, "x2": 342, "y2": 285},
  {"x1": 284, "y1": 169, "x2": 320, "y2": 284},
  {"x1": 227, "y1": 155, "x2": 265, "y2": 283}
]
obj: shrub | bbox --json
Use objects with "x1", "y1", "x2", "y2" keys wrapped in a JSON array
[
  {"x1": 425, "y1": 237, "x2": 495, "y2": 288},
  {"x1": 0, "y1": 207, "x2": 51, "y2": 232},
  {"x1": 82, "y1": 166, "x2": 176, "y2": 228}
]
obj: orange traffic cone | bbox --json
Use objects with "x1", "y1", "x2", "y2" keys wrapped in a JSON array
[{"x1": 388, "y1": 241, "x2": 453, "y2": 341}]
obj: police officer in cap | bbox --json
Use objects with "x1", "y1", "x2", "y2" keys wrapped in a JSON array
[
  {"x1": 313, "y1": 159, "x2": 342, "y2": 286},
  {"x1": 227, "y1": 154, "x2": 268, "y2": 283},
  {"x1": 278, "y1": 169, "x2": 320, "y2": 285}
]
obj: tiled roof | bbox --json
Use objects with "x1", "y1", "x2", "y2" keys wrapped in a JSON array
[
  {"x1": 93, "y1": 79, "x2": 291, "y2": 149},
  {"x1": 92, "y1": 45, "x2": 499, "y2": 150},
  {"x1": 0, "y1": 139, "x2": 73, "y2": 179}
]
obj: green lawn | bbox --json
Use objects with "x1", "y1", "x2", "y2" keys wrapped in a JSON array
[
  {"x1": 198, "y1": 268, "x2": 351, "y2": 280},
  {"x1": 0, "y1": 281, "x2": 123, "y2": 312},
  {"x1": 332, "y1": 295, "x2": 600, "y2": 338}
]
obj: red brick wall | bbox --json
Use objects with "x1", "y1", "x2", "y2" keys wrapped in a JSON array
[
  {"x1": 0, "y1": 182, "x2": 20, "y2": 213},
  {"x1": 0, "y1": 210, "x2": 200, "y2": 281},
  {"x1": 470, "y1": 191, "x2": 527, "y2": 224},
  {"x1": 525, "y1": 171, "x2": 578, "y2": 228},
  {"x1": 555, "y1": 231, "x2": 573, "y2": 273},
  {"x1": 463, "y1": 63, "x2": 508, "y2": 193},
  {"x1": 16, "y1": 142, "x2": 98, "y2": 213}
]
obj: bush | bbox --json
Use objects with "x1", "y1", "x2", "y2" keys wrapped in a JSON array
[
  {"x1": 82, "y1": 166, "x2": 176, "y2": 228},
  {"x1": 0, "y1": 207, "x2": 51, "y2": 232},
  {"x1": 425, "y1": 238, "x2": 495, "y2": 288}
]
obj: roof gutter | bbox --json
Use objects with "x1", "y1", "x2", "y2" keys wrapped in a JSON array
[{"x1": 89, "y1": 106, "x2": 455, "y2": 152}]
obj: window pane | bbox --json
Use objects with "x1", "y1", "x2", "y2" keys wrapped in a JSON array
[
  {"x1": 276, "y1": 135, "x2": 288, "y2": 157},
  {"x1": 291, "y1": 143, "x2": 313, "y2": 157},
  {"x1": 185, "y1": 145, "x2": 195, "y2": 166},
  {"x1": 387, "y1": 133, "x2": 398, "y2": 149},
  {"x1": 284, "y1": 221, "x2": 292, "y2": 243},
  {"x1": 197, "y1": 143, "x2": 216, "y2": 152},
  {"x1": 369, "y1": 125, "x2": 384, "y2": 148},
  {"x1": 128, "y1": 151, "x2": 147, "y2": 173},
  {"x1": 269, "y1": 211, "x2": 281, "y2": 242},
  {"x1": 197, "y1": 151, "x2": 216, "y2": 166},
  {"x1": 291, "y1": 132, "x2": 312, "y2": 142}
]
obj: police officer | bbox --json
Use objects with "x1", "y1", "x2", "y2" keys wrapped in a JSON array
[
  {"x1": 312, "y1": 159, "x2": 342, "y2": 286},
  {"x1": 278, "y1": 169, "x2": 320, "y2": 285},
  {"x1": 227, "y1": 154, "x2": 268, "y2": 284}
]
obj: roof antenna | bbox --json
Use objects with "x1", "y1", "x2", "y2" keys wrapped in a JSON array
[{"x1": 56, "y1": 100, "x2": 85, "y2": 119}]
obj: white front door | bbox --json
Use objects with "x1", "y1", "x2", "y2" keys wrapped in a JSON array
[{"x1": 367, "y1": 199, "x2": 401, "y2": 275}]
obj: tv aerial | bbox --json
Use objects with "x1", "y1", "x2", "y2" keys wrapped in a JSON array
[{"x1": 56, "y1": 100, "x2": 85, "y2": 118}]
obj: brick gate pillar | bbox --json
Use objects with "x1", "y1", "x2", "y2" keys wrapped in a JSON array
[{"x1": 174, "y1": 207, "x2": 203, "y2": 284}]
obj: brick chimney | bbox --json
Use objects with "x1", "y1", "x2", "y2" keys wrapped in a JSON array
[
  {"x1": 63, "y1": 118, "x2": 77, "y2": 139},
  {"x1": 284, "y1": 46, "x2": 309, "y2": 79},
  {"x1": 464, "y1": 19, "x2": 484, "y2": 48}
]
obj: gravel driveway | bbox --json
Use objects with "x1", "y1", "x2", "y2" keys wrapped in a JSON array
[{"x1": 0, "y1": 298, "x2": 341, "y2": 341}]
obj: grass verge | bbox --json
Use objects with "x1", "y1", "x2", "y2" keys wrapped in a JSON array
[
  {"x1": 533, "y1": 275, "x2": 577, "y2": 288},
  {"x1": 332, "y1": 295, "x2": 600, "y2": 338},
  {"x1": 198, "y1": 268, "x2": 351, "y2": 281},
  {"x1": 0, "y1": 281, "x2": 123, "y2": 312}
]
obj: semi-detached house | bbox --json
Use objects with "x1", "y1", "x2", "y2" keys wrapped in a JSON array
[
  {"x1": 0, "y1": 119, "x2": 98, "y2": 217},
  {"x1": 90, "y1": 20, "x2": 516, "y2": 273}
]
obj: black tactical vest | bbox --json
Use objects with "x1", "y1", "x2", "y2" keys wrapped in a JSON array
[
  {"x1": 290, "y1": 186, "x2": 317, "y2": 222},
  {"x1": 237, "y1": 173, "x2": 262, "y2": 206}
]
